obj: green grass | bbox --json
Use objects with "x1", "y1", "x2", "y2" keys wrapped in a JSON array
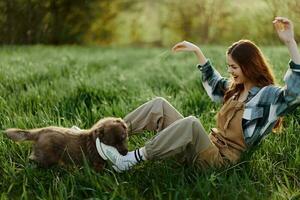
[{"x1": 0, "y1": 45, "x2": 299, "y2": 200}]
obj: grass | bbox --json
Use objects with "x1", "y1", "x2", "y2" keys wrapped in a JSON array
[{"x1": 0, "y1": 45, "x2": 299, "y2": 200}]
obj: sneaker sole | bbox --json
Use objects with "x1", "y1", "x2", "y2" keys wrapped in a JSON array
[{"x1": 96, "y1": 137, "x2": 108, "y2": 160}]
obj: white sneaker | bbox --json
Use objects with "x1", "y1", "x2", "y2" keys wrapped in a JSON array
[{"x1": 95, "y1": 138, "x2": 134, "y2": 172}]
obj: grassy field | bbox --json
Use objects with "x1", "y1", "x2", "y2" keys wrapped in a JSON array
[{"x1": 0, "y1": 45, "x2": 299, "y2": 200}]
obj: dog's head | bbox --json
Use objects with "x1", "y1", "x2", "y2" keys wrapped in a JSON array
[{"x1": 92, "y1": 117, "x2": 128, "y2": 155}]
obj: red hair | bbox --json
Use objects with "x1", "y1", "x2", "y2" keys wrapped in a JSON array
[{"x1": 224, "y1": 39, "x2": 282, "y2": 131}]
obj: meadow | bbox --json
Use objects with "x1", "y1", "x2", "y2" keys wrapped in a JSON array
[{"x1": 0, "y1": 45, "x2": 299, "y2": 200}]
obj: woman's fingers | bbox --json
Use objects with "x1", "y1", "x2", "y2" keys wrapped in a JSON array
[
  {"x1": 273, "y1": 17, "x2": 292, "y2": 26},
  {"x1": 273, "y1": 17, "x2": 293, "y2": 32},
  {"x1": 172, "y1": 45, "x2": 181, "y2": 52},
  {"x1": 172, "y1": 41, "x2": 199, "y2": 52},
  {"x1": 172, "y1": 41, "x2": 187, "y2": 52},
  {"x1": 172, "y1": 47, "x2": 185, "y2": 52},
  {"x1": 273, "y1": 16, "x2": 295, "y2": 44},
  {"x1": 273, "y1": 21, "x2": 285, "y2": 31},
  {"x1": 274, "y1": 16, "x2": 290, "y2": 23},
  {"x1": 173, "y1": 44, "x2": 185, "y2": 50}
]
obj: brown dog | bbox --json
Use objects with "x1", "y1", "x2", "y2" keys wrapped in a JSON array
[{"x1": 5, "y1": 117, "x2": 128, "y2": 171}]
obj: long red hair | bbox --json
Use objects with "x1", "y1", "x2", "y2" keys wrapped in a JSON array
[{"x1": 224, "y1": 39, "x2": 282, "y2": 131}]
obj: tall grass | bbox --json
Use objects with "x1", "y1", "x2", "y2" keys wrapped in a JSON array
[{"x1": 0, "y1": 45, "x2": 299, "y2": 199}]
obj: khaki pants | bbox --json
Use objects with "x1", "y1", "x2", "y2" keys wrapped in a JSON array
[{"x1": 124, "y1": 97, "x2": 217, "y2": 165}]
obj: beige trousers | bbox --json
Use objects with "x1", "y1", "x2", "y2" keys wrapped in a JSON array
[{"x1": 123, "y1": 97, "x2": 213, "y2": 164}]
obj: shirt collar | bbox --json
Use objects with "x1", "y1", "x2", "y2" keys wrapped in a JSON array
[{"x1": 248, "y1": 86, "x2": 261, "y2": 96}]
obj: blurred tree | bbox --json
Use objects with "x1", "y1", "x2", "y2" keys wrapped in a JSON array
[
  {"x1": 46, "y1": 0, "x2": 94, "y2": 44},
  {"x1": 263, "y1": 0, "x2": 300, "y2": 43},
  {"x1": 0, "y1": 0, "x2": 46, "y2": 44},
  {"x1": 162, "y1": 0, "x2": 231, "y2": 44},
  {"x1": 124, "y1": 0, "x2": 164, "y2": 46},
  {"x1": 0, "y1": 0, "x2": 94, "y2": 44},
  {"x1": 83, "y1": 0, "x2": 139, "y2": 45},
  {"x1": 0, "y1": 0, "x2": 299, "y2": 45}
]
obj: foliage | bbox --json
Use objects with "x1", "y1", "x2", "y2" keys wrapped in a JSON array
[
  {"x1": 0, "y1": 45, "x2": 299, "y2": 199},
  {"x1": 0, "y1": 0, "x2": 94, "y2": 44},
  {"x1": 0, "y1": 0, "x2": 300, "y2": 45}
]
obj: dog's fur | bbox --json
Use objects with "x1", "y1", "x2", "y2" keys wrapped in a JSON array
[{"x1": 5, "y1": 117, "x2": 128, "y2": 171}]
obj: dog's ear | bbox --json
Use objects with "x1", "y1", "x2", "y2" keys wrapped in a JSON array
[{"x1": 92, "y1": 126, "x2": 105, "y2": 141}]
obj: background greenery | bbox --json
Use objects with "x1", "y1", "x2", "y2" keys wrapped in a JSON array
[
  {"x1": 0, "y1": 45, "x2": 299, "y2": 199},
  {"x1": 0, "y1": 0, "x2": 300, "y2": 46}
]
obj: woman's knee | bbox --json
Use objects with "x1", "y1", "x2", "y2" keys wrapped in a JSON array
[
  {"x1": 183, "y1": 116, "x2": 205, "y2": 130},
  {"x1": 152, "y1": 97, "x2": 169, "y2": 105},
  {"x1": 184, "y1": 116, "x2": 199, "y2": 123}
]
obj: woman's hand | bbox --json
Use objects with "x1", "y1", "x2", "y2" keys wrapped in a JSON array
[
  {"x1": 273, "y1": 17, "x2": 295, "y2": 44},
  {"x1": 172, "y1": 41, "x2": 208, "y2": 65},
  {"x1": 274, "y1": 17, "x2": 300, "y2": 64},
  {"x1": 172, "y1": 41, "x2": 200, "y2": 53}
]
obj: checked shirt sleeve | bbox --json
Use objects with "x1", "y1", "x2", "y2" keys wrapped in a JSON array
[
  {"x1": 197, "y1": 60, "x2": 230, "y2": 103},
  {"x1": 273, "y1": 60, "x2": 300, "y2": 116}
]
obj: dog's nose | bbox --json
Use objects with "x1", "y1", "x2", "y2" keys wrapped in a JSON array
[{"x1": 119, "y1": 149, "x2": 128, "y2": 156}]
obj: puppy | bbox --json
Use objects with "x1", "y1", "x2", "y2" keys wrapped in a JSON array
[{"x1": 5, "y1": 117, "x2": 128, "y2": 171}]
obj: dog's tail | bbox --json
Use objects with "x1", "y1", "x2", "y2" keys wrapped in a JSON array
[{"x1": 5, "y1": 128, "x2": 39, "y2": 142}]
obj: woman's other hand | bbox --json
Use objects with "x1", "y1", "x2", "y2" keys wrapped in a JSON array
[
  {"x1": 172, "y1": 41, "x2": 200, "y2": 53},
  {"x1": 172, "y1": 41, "x2": 208, "y2": 65},
  {"x1": 273, "y1": 17, "x2": 295, "y2": 44},
  {"x1": 274, "y1": 17, "x2": 300, "y2": 64}
]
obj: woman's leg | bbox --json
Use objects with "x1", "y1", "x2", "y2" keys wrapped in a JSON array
[
  {"x1": 144, "y1": 116, "x2": 212, "y2": 163},
  {"x1": 124, "y1": 97, "x2": 184, "y2": 135},
  {"x1": 97, "y1": 116, "x2": 215, "y2": 172}
]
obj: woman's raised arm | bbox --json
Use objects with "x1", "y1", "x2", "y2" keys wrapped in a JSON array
[
  {"x1": 172, "y1": 41, "x2": 229, "y2": 103},
  {"x1": 172, "y1": 41, "x2": 208, "y2": 65},
  {"x1": 273, "y1": 17, "x2": 300, "y2": 64},
  {"x1": 271, "y1": 17, "x2": 300, "y2": 116}
]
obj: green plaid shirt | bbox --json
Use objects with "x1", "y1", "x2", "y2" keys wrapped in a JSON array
[{"x1": 198, "y1": 60, "x2": 300, "y2": 148}]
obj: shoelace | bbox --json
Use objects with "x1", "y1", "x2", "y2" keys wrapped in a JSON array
[{"x1": 111, "y1": 150, "x2": 134, "y2": 171}]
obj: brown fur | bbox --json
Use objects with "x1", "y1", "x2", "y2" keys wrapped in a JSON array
[{"x1": 5, "y1": 117, "x2": 128, "y2": 171}]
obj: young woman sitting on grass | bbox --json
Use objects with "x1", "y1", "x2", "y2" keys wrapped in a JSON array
[{"x1": 96, "y1": 17, "x2": 300, "y2": 172}]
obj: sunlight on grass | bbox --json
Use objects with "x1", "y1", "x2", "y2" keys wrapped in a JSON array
[{"x1": 0, "y1": 45, "x2": 299, "y2": 199}]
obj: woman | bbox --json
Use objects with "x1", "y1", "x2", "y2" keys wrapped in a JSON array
[{"x1": 96, "y1": 17, "x2": 300, "y2": 172}]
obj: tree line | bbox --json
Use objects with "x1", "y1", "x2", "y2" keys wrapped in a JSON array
[{"x1": 0, "y1": 0, "x2": 299, "y2": 46}]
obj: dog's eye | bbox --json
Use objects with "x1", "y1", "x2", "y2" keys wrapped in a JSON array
[
  {"x1": 122, "y1": 124, "x2": 127, "y2": 130},
  {"x1": 117, "y1": 134, "x2": 126, "y2": 142}
]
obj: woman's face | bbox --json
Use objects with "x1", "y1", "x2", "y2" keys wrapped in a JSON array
[{"x1": 226, "y1": 54, "x2": 248, "y2": 85}]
